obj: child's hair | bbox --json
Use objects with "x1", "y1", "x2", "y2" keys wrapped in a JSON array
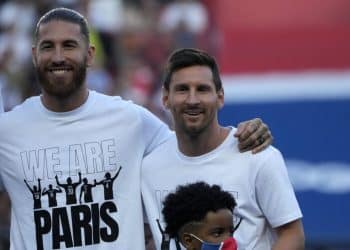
[{"x1": 162, "y1": 181, "x2": 237, "y2": 239}]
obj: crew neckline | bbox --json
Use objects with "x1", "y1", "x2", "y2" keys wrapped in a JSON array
[
  {"x1": 176, "y1": 127, "x2": 236, "y2": 163},
  {"x1": 37, "y1": 90, "x2": 96, "y2": 117}
]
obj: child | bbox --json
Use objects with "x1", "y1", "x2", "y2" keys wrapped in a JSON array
[{"x1": 162, "y1": 182, "x2": 238, "y2": 250}]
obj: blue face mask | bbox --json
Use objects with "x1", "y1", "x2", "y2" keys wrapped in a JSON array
[{"x1": 190, "y1": 234, "x2": 238, "y2": 250}]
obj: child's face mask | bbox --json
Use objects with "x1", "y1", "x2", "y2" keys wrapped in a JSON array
[{"x1": 190, "y1": 234, "x2": 238, "y2": 250}]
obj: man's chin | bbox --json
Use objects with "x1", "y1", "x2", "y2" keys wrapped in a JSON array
[
  {"x1": 43, "y1": 86, "x2": 78, "y2": 98},
  {"x1": 184, "y1": 125, "x2": 203, "y2": 136}
]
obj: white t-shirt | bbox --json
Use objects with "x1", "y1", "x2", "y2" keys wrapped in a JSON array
[
  {"x1": 0, "y1": 90, "x2": 172, "y2": 250},
  {"x1": 141, "y1": 128, "x2": 302, "y2": 250}
]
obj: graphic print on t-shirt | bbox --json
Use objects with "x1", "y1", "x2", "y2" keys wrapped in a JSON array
[
  {"x1": 24, "y1": 178, "x2": 42, "y2": 209},
  {"x1": 55, "y1": 172, "x2": 82, "y2": 205},
  {"x1": 21, "y1": 138, "x2": 123, "y2": 250},
  {"x1": 79, "y1": 177, "x2": 97, "y2": 203},
  {"x1": 42, "y1": 184, "x2": 62, "y2": 207},
  {"x1": 156, "y1": 219, "x2": 171, "y2": 250},
  {"x1": 94, "y1": 166, "x2": 122, "y2": 200}
]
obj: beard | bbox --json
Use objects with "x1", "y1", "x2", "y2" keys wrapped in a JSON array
[
  {"x1": 173, "y1": 107, "x2": 217, "y2": 138},
  {"x1": 35, "y1": 58, "x2": 87, "y2": 98}
]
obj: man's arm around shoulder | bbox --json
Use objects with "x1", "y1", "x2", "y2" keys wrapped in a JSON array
[{"x1": 273, "y1": 219, "x2": 305, "y2": 250}]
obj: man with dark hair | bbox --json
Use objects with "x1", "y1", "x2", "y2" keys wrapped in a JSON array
[
  {"x1": 0, "y1": 8, "x2": 272, "y2": 250},
  {"x1": 162, "y1": 182, "x2": 238, "y2": 250},
  {"x1": 34, "y1": 7, "x2": 90, "y2": 45},
  {"x1": 142, "y1": 48, "x2": 305, "y2": 249}
]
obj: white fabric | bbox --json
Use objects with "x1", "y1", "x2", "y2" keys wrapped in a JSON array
[
  {"x1": 142, "y1": 128, "x2": 302, "y2": 250},
  {"x1": 159, "y1": 1, "x2": 208, "y2": 34},
  {"x1": 0, "y1": 90, "x2": 172, "y2": 250},
  {"x1": 88, "y1": 0, "x2": 124, "y2": 32}
]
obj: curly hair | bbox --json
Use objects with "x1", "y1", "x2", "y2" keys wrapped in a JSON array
[{"x1": 162, "y1": 181, "x2": 237, "y2": 239}]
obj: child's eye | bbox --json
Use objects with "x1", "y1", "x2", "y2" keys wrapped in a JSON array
[{"x1": 211, "y1": 229, "x2": 224, "y2": 237}]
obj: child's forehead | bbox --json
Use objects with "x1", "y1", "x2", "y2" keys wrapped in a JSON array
[{"x1": 201, "y1": 209, "x2": 234, "y2": 225}]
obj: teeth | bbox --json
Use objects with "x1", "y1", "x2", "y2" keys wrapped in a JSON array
[
  {"x1": 51, "y1": 69, "x2": 70, "y2": 74},
  {"x1": 186, "y1": 111, "x2": 200, "y2": 115}
]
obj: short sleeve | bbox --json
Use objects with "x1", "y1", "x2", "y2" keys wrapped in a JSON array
[
  {"x1": 255, "y1": 148, "x2": 302, "y2": 228},
  {"x1": 138, "y1": 106, "x2": 172, "y2": 157}
]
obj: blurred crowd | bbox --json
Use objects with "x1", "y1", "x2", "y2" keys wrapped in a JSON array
[{"x1": 0, "y1": 0, "x2": 217, "y2": 248}]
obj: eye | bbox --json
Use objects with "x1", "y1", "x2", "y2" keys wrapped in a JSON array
[
  {"x1": 39, "y1": 42, "x2": 53, "y2": 50},
  {"x1": 197, "y1": 85, "x2": 212, "y2": 92},
  {"x1": 174, "y1": 84, "x2": 188, "y2": 92},
  {"x1": 210, "y1": 228, "x2": 224, "y2": 238},
  {"x1": 64, "y1": 42, "x2": 77, "y2": 49}
]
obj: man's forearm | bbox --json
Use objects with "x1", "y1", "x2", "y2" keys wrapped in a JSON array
[{"x1": 272, "y1": 219, "x2": 305, "y2": 250}]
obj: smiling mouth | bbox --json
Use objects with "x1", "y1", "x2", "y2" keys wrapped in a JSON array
[
  {"x1": 184, "y1": 110, "x2": 202, "y2": 116},
  {"x1": 48, "y1": 68, "x2": 73, "y2": 75}
]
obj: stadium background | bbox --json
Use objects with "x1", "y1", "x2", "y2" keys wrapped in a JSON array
[{"x1": 0, "y1": 0, "x2": 349, "y2": 249}]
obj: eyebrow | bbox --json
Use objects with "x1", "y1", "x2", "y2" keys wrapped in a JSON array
[{"x1": 39, "y1": 38, "x2": 79, "y2": 45}]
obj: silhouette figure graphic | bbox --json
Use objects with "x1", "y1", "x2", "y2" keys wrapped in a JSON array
[
  {"x1": 42, "y1": 184, "x2": 62, "y2": 207},
  {"x1": 24, "y1": 178, "x2": 42, "y2": 209},
  {"x1": 79, "y1": 178, "x2": 97, "y2": 203},
  {"x1": 94, "y1": 166, "x2": 122, "y2": 200},
  {"x1": 55, "y1": 172, "x2": 82, "y2": 205},
  {"x1": 157, "y1": 219, "x2": 171, "y2": 250}
]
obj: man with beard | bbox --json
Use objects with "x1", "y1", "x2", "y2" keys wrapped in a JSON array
[
  {"x1": 141, "y1": 48, "x2": 305, "y2": 249},
  {"x1": 0, "y1": 8, "x2": 273, "y2": 250}
]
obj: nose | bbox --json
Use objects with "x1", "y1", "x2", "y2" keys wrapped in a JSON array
[
  {"x1": 52, "y1": 47, "x2": 65, "y2": 63},
  {"x1": 186, "y1": 89, "x2": 200, "y2": 105}
]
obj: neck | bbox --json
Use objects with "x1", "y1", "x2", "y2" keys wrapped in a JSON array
[
  {"x1": 41, "y1": 86, "x2": 89, "y2": 112},
  {"x1": 176, "y1": 124, "x2": 230, "y2": 156}
]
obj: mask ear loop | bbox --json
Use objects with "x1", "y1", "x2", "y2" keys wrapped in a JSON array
[{"x1": 189, "y1": 233, "x2": 204, "y2": 243}]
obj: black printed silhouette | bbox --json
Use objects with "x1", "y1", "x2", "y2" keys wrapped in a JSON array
[
  {"x1": 94, "y1": 166, "x2": 122, "y2": 200},
  {"x1": 42, "y1": 184, "x2": 62, "y2": 207},
  {"x1": 174, "y1": 238, "x2": 181, "y2": 250},
  {"x1": 24, "y1": 178, "x2": 42, "y2": 209},
  {"x1": 55, "y1": 172, "x2": 82, "y2": 205},
  {"x1": 157, "y1": 219, "x2": 171, "y2": 250},
  {"x1": 79, "y1": 178, "x2": 97, "y2": 203}
]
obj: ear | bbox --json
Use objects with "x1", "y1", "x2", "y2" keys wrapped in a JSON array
[
  {"x1": 86, "y1": 45, "x2": 96, "y2": 67},
  {"x1": 181, "y1": 233, "x2": 195, "y2": 249},
  {"x1": 162, "y1": 87, "x2": 170, "y2": 109},
  {"x1": 217, "y1": 88, "x2": 224, "y2": 109}
]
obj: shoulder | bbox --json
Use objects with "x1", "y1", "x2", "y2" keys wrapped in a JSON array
[
  {"x1": 252, "y1": 146, "x2": 283, "y2": 163},
  {"x1": 143, "y1": 134, "x2": 176, "y2": 160},
  {"x1": 239, "y1": 146, "x2": 285, "y2": 174},
  {"x1": 0, "y1": 96, "x2": 39, "y2": 126},
  {"x1": 92, "y1": 91, "x2": 130, "y2": 108},
  {"x1": 92, "y1": 91, "x2": 147, "y2": 115}
]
